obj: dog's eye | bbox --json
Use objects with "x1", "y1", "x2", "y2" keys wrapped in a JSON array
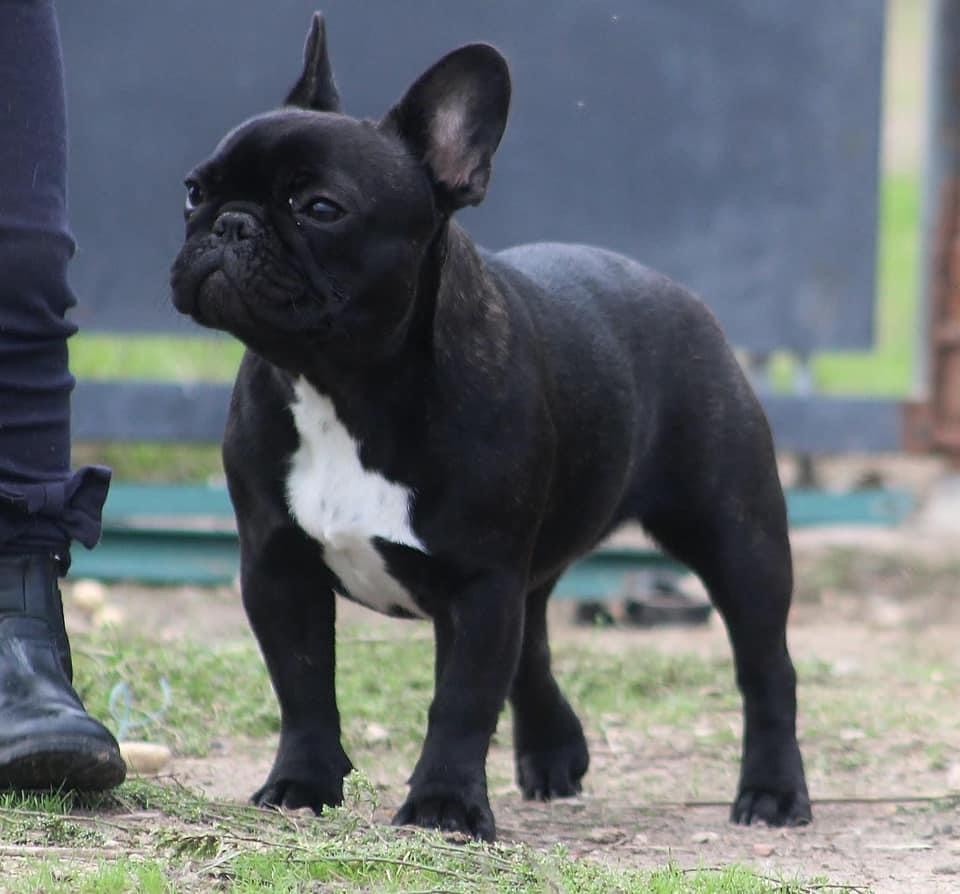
[
  {"x1": 184, "y1": 180, "x2": 205, "y2": 213},
  {"x1": 302, "y1": 197, "x2": 345, "y2": 223}
]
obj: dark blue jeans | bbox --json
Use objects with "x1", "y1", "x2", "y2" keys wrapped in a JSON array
[{"x1": 0, "y1": 0, "x2": 109, "y2": 558}]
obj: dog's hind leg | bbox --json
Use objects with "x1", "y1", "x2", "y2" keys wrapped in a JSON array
[
  {"x1": 509, "y1": 577, "x2": 590, "y2": 800},
  {"x1": 639, "y1": 454, "x2": 811, "y2": 827}
]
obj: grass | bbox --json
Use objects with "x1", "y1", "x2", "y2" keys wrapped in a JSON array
[
  {"x1": 74, "y1": 635, "x2": 278, "y2": 756},
  {"x1": 794, "y1": 546, "x2": 960, "y2": 605},
  {"x1": 72, "y1": 629, "x2": 744, "y2": 761},
  {"x1": 70, "y1": 335, "x2": 243, "y2": 384},
  {"x1": 14, "y1": 542, "x2": 957, "y2": 890},
  {"x1": 69, "y1": 603, "x2": 960, "y2": 796},
  {"x1": 0, "y1": 777, "x2": 821, "y2": 894}
]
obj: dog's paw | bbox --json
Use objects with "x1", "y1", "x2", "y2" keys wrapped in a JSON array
[
  {"x1": 393, "y1": 791, "x2": 496, "y2": 842},
  {"x1": 516, "y1": 737, "x2": 589, "y2": 801},
  {"x1": 252, "y1": 776, "x2": 341, "y2": 813},
  {"x1": 731, "y1": 787, "x2": 812, "y2": 827},
  {"x1": 252, "y1": 760, "x2": 350, "y2": 814}
]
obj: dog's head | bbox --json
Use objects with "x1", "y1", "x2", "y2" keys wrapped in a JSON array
[{"x1": 170, "y1": 13, "x2": 511, "y2": 370}]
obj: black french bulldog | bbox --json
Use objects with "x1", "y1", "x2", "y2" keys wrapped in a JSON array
[{"x1": 171, "y1": 13, "x2": 811, "y2": 841}]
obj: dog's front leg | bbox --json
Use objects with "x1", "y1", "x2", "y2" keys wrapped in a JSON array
[
  {"x1": 394, "y1": 572, "x2": 524, "y2": 842},
  {"x1": 240, "y1": 523, "x2": 353, "y2": 813}
]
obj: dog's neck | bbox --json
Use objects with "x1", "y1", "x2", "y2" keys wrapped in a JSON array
[
  {"x1": 295, "y1": 219, "x2": 509, "y2": 401},
  {"x1": 432, "y1": 221, "x2": 512, "y2": 389}
]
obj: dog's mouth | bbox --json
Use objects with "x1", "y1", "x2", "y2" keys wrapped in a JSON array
[
  {"x1": 170, "y1": 247, "x2": 225, "y2": 318},
  {"x1": 171, "y1": 244, "x2": 342, "y2": 347}
]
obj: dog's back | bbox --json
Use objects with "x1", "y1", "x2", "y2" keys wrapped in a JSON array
[
  {"x1": 487, "y1": 240, "x2": 755, "y2": 458},
  {"x1": 486, "y1": 240, "x2": 775, "y2": 552},
  {"x1": 492, "y1": 241, "x2": 724, "y2": 369}
]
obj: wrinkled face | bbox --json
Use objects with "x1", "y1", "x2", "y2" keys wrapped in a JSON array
[{"x1": 170, "y1": 109, "x2": 438, "y2": 369}]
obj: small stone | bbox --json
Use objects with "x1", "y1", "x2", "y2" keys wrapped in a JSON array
[
  {"x1": 831, "y1": 657, "x2": 859, "y2": 677},
  {"x1": 752, "y1": 843, "x2": 775, "y2": 857},
  {"x1": 839, "y1": 728, "x2": 866, "y2": 742},
  {"x1": 119, "y1": 741, "x2": 172, "y2": 776},
  {"x1": 363, "y1": 722, "x2": 390, "y2": 745},
  {"x1": 93, "y1": 605, "x2": 126, "y2": 629},
  {"x1": 70, "y1": 579, "x2": 107, "y2": 613},
  {"x1": 586, "y1": 827, "x2": 623, "y2": 844},
  {"x1": 868, "y1": 597, "x2": 906, "y2": 629},
  {"x1": 691, "y1": 830, "x2": 719, "y2": 844},
  {"x1": 947, "y1": 763, "x2": 960, "y2": 792}
]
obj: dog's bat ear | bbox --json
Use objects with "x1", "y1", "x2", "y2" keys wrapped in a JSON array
[
  {"x1": 380, "y1": 44, "x2": 511, "y2": 212},
  {"x1": 285, "y1": 12, "x2": 341, "y2": 112}
]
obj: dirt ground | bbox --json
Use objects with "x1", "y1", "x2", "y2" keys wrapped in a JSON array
[
  {"x1": 68, "y1": 467, "x2": 960, "y2": 894},
  {"x1": 149, "y1": 622, "x2": 960, "y2": 894}
]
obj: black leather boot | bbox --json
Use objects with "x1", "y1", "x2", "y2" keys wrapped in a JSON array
[{"x1": 0, "y1": 554, "x2": 125, "y2": 791}]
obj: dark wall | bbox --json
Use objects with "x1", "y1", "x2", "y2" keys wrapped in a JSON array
[{"x1": 59, "y1": 1, "x2": 884, "y2": 353}]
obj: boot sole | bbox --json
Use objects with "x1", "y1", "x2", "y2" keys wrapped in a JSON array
[{"x1": 0, "y1": 736, "x2": 126, "y2": 792}]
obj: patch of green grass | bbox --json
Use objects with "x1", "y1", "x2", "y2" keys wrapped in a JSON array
[
  {"x1": 557, "y1": 646, "x2": 738, "y2": 730},
  {"x1": 0, "y1": 789, "x2": 79, "y2": 813},
  {"x1": 794, "y1": 547, "x2": 960, "y2": 605},
  {"x1": 68, "y1": 335, "x2": 239, "y2": 483},
  {"x1": 82, "y1": 628, "x2": 883, "y2": 772},
  {"x1": 7, "y1": 847, "x2": 808, "y2": 894},
  {"x1": 72, "y1": 443, "x2": 224, "y2": 484},
  {"x1": 70, "y1": 335, "x2": 242, "y2": 383},
  {"x1": 73, "y1": 631, "x2": 438, "y2": 758},
  {"x1": 1, "y1": 779, "x2": 816, "y2": 893},
  {"x1": 71, "y1": 607, "x2": 960, "y2": 805},
  {"x1": 74, "y1": 635, "x2": 277, "y2": 755},
  {"x1": 74, "y1": 630, "x2": 744, "y2": 760},
  {"x1": 0, "y1": 794, "x2": 109, "y2": 848},
  {"x1": 16, "y1": 859, "x2": 173, "y2": 894},
  {"x1": 796, "y1": 639, "x2": 960, "y2": 783}
]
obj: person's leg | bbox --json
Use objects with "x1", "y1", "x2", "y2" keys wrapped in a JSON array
[{"x1": 0, "y1": 0, "x2": 125, "y2": 791}]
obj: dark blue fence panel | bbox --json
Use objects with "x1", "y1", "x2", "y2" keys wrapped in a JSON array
[{"x1": 59, "y1": 1, "x2": 884, "y2": 354}]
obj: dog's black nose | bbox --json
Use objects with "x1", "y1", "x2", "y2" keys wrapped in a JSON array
[{"x1": 213, "y1": 211, "x2": 259, "y2": 242}]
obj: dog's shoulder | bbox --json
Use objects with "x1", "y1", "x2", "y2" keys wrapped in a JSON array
[{"x1": 224, "y1": 350, "x2": 299, "y2": 474}]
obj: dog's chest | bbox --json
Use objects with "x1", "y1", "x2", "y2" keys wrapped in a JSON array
[{"x1": 285, "y1": 379, "x2": 427, "y2": 618}]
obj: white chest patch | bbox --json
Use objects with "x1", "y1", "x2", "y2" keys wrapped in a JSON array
[{"x1": 286, "y1": 378, "x2": 428, "y2": 618}]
